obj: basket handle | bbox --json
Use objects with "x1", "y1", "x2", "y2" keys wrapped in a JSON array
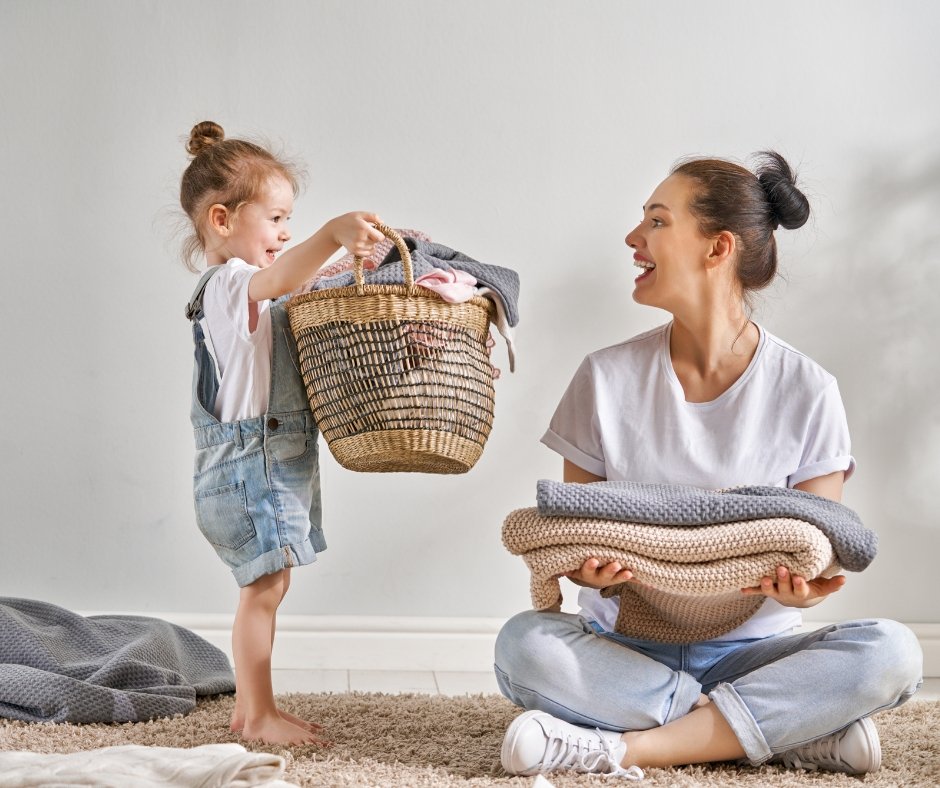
[{"x1": 354, "y1": 223, "x2": 415, "y2": 294}]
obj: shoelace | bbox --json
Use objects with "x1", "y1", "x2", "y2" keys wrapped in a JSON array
[
  {"x1": 781, "y1": 734, "x2": 841, "y2": 771},
  {"x1": 543, "y1": 729, "x2": 645, "y2": 780},
  {"x1": 581, "y1": 748, "x2": 645, "y2": 779}
]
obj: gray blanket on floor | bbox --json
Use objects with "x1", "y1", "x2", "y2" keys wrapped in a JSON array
[
  {"x1": 536, "y1": 480, "x2": 878, "y2": 572},
  {"x1": 0, "y1": 598, "x2": 235, "y2": 724}
]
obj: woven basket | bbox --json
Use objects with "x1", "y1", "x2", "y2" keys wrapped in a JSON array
[{"x1": 287, "y1": 224, "x2": 496, "y2": 473}]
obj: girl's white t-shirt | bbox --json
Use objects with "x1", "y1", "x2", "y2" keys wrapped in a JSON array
[
  {"x1": 541, "y1": 322, "x2": 855, "y2": 641},
  {"x1": 200, "y1": 259, "x2": 273, "y2": 423}
]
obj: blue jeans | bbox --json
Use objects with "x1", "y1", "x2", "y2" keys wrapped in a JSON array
[{"x1": 494, "y1": 610, "x2": 922, "y2": 764}]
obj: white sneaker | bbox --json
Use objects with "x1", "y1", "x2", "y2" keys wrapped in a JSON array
[
  {"x1": 500, "y1": 709, "x2": 644, "y2": 779},
  {"x1": 774, "y1": 717, "x2": 881, "y2": 774}
]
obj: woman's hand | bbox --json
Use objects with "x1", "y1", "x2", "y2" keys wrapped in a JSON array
[
  {"x1": 565, "y1": 558, "x2": 636, "y2": 589},
  {"x1": 741, "y1": 565, "x2": 846, "y2": 608},
  {"x1": 329, "y1": 212, "x2": 385, "y2": 258}
]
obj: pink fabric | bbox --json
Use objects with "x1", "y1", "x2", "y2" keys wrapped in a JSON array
[
  {"x1": 302, "y1": 228, "x2": 433, "y2": 291},
  {"x1": 414, "y1": 268, "x2": 478, "y2": 303}
]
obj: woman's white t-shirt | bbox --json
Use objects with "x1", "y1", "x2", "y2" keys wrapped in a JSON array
[
  {"x1": 541, "y1": 322, "x2": 855, "y2": 641},
  {"x1": 200, "y1": 259, "x2": 273, "y2": 423}
]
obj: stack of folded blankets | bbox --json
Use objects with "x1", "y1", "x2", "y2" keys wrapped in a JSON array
[{"x1": 502, "y1": 481, "x2": 878, "y2": 643}]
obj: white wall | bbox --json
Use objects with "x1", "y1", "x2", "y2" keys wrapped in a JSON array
[{"x1": 1, "y1": 0, "x2": 937, "y2": 628}]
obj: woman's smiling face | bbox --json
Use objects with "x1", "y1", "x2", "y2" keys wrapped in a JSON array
[{"x1": 625, "y1": 174, "x2": 715, "y2": 312}]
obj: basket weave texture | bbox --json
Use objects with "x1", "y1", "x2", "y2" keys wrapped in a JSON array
[{"x1": 287, "y1": 225, "x2": 496, "y2": 473}]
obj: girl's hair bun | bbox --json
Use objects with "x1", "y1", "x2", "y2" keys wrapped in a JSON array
[
  {"x1": 755, "y1": 150, "x2": 810, "y2": 230},
  {"x1": 186, "y1": 121, "x2": 225, "y2": 157}
]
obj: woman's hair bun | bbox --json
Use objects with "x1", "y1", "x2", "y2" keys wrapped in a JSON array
[
  {"x1": 755, "y1": 150, "x2": 810, "y2": 230},
  {"x1": 186, "y1": 121, "x2": 225, "y2": 157}
]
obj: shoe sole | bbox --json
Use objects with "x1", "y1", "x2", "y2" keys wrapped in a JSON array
[
  {"x1": 500, "y1": 709, "x2": 544, "y2": 775},
  {"x1": 856, "y1": 716, "x2": 881, "y2": 773}
]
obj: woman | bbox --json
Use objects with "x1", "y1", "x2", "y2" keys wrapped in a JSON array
[{"x1": 494, "y1": 152, "x2": 922, "y2": 779}]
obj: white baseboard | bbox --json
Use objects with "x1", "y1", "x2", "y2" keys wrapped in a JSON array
[
  {"x1": 147, "y1": 613, "x2": 940, "y2": 677},
  {"x1": 155, "y1": 613, "x2": 504, "y2": 672},
  {"x1": 914, "y1": 623, "x2": 940, "y2": 678}
]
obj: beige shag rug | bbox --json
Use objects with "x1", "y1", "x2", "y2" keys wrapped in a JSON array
[{"x1": 1, "y1": 693, "x2": 938, "y2": 786}]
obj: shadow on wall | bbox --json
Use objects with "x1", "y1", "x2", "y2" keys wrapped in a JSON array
[{"x1": 794, "y1": 142, "x2": 940, "y2": 531}]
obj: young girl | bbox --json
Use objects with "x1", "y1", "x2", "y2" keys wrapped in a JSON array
[
  {"x1": 179, "y1": 120, "x2": 383, "y2": 745},
  {"x1": 495, "y1": 152, "x2": 923, "y2": 778}
]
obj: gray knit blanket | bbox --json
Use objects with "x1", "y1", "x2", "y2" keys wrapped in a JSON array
[
  {"x1": 503, "y1": 482, "x2": 878, "y2": 643},
  {"x1": 0, "y1": 598, "x2": 235, "y2": 724},
  {"x1": 537, "y1": 481, "x2": 877, "y2": 572},
  {"x1": 313, "y1": 238, "x2": 521, "y2": 327}
]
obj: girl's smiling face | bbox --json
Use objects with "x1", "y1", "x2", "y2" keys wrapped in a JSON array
[
  {"x1": 210, "y1": 175, "x2": 294, "y2": 267},
  {"x1": 624, "y1": 174, "x2": 715, "y2": 312}
]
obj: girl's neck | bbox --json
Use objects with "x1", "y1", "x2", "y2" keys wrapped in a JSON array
[{"x1": 668, "y1": 308, "x2": 759, "y2": 403}]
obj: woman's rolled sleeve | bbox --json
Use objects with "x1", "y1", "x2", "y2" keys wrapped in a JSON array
[
  {"x1": 540, "y1": 357, "x2": 607, "y2": 477},
  {"x1": 788, "y1": 380, "x2": 856, "y2": 487}
]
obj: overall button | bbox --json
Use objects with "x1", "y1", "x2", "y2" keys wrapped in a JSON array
[{"x1": 267, "y1": 418, "x2": 279, "y2": 430}]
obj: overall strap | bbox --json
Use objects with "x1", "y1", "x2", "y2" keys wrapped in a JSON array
[
  {"x1": 185, "y1": 266, "x2": 223, "y2": 322},
  {"x1": 267, "y1": 300, "x2": 314, "y2": 417},
  {"x1": 186, "y1": 266, "x2": 224, "y2": 425}
]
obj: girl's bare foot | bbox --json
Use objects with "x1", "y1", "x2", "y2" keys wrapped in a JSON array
[
  {"x1": 241, "y1": 713, "x2": 328, "y2": 746},
  {"x1": 276, "y1": 707, "x2": 324, "y2": 733},
  {"x1": 231, "y1": 704, "x2": 324, "y2": 734}
]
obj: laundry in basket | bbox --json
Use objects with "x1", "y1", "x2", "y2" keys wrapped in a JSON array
[{"x1": 287, "y1": 224, "x2": 500, "y2": 473}]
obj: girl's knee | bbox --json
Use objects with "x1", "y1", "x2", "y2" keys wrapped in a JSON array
[{"x1": 241, "y1": 568, "x2": 291, "y2": 605}]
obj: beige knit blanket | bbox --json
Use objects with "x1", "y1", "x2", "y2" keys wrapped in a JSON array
[{"x1": 502, "y1": 508, "x2": 839, "y2": 643}]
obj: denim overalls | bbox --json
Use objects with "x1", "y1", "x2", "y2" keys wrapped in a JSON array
[{"x1": 185, "y1": 267, "x2": 325, "y2": 587}]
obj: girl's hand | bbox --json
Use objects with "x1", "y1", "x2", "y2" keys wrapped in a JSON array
[
  {"x1": 565, "y1": 558, "x2": 635, "y2": 589},
  {"x1": 329, "y1": 212, "x2": 385, "y2": 258},
  {"x1": 741, "y1": 565, "x2": 846, "y2": 608}
]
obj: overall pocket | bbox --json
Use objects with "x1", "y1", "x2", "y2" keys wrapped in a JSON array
[
  {"x1": 194, "y1": 481, "x2": 257, "y2": 550},
  {"x1": 266, "y1": 428, "x2": 311, "y2": 465}
]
